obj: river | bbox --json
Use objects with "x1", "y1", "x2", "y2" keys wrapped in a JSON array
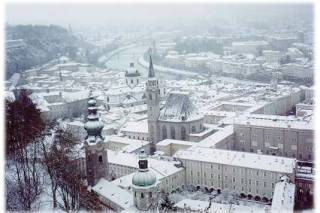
[{"x1": 105, "y1": 45, "x2": 182, "y2": 80}]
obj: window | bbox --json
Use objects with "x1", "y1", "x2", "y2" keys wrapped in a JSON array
[
  {"x1": 135, "y1": 192, "x2": 136, "y2": 197},
  {"x1": 149, "y1": 192, "x2": 152, "y2": 198},
  {"x1": 181, "y1": 127, "x2": 186, "y2": 141},
  {"x1": 272, "y1": 183, "x2": 274, "y2": 188},
  {"x1": 264, "y1": 172, "x2": 266, "y2": 177},
  {"x1": 192, "y1": 126, "x2": 196, "y2": 133},
  {"x1": 249, "y1": 179, "x2": 251, "y2": 185},
  {"x1": 264, "y1": 182, "x2": 267, "y2": 187},
  {"x1": 233, "y1": 177, "x2": 236, "y2": 182},
  {"x1": 141, "y1": 193, "x2": 144, "y2": 198},
  {"x1": 241, "y1": 178, "x2": 244, "y2": 184},
  {"x1": 98, "y1": 155, "x2": 103, "y2": 163},
  {"x1": 149, "y1": 93, "x2": 152, "y2": 100},
  {"x1": 256, "y1": 181, "x2": 259, "y2": 186},
  {"x1": 225, "y1": 176, "x2": 227, "y2": 180},
  {"x1": 170, "y1": 126, "x2": 175, "y2": 139},
  {"x1": 256, "y1": 171, "x2": 259, "y2": 176},
  {"x1": 162, "y1": 126, "x2": 167, "y2": 139}
]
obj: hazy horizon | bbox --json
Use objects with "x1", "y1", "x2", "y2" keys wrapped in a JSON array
[{"x1": 6, "y1": 3, "x2": 313, "y2": 31}]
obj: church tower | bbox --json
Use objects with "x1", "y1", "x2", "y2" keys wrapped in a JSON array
[
  {"x1": 146, "y1": 55, "x2": 160, "y2": 154},
  {"x1": 132, "y1": 150, "x2": 158, "y2": 211},
  {"x1": 125, "y1": 62, "x2": 141, "y2": 89},
  {"x1": 84, "y1": 94, "x2": 108, "y2": 186}
]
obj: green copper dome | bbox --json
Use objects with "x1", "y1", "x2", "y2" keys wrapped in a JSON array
[
  {"x1": 132, "y1": 170, "x2": 157, "y2": 187},
  {"x1": 132, "y1": 150, "x2": 156, "y2": 187}
]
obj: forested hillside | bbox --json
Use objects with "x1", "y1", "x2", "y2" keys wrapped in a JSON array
[{"x1": 5, "y1": 25, "x2": 80, "y2": 79}]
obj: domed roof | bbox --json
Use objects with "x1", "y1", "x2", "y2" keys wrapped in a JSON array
[
  {"x1": 132, "y1": 150, "x2": 157, "y2": 187},
  {"x1": 132, "y1": 170, "x2": 157, "y2": 187},
  {"x1": 84, "y1": 96, "x2": 104, "y2": 143},
  {"x1": 88, "y1": 98, "x2": 96, "y2": 107},
  {"x1": 125, "y1": 63, "x2": 141, "y2": 77}
]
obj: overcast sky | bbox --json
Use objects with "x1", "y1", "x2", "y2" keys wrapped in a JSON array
[{"x1": 6, "y1": 3, "x2": 313, "y2": 30}]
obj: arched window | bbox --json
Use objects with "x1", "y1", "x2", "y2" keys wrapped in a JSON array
[
  {"x1": 107, "y1": 97, "x2": 109, "y2": 102},
  {"x1": 150, "y1": 125, "x2": 154, "y2": 141},
  {"x1": 131, "y1": 79, "x2": 133, "y2": 84},
  {"x1": 181, "y1": 127, "x2": 186, "y2": 140},
  {"x1": 170, "y1": 126, "x2": 175, "y2": 139},
  {"x1": 192, "y1": 126, "x2": 196, "y2": 133},
  {"x1": 162, "y1": 126, "x2": 167, "y2": 139},
  {"x1": 141, "y1": 193, "x2": 144, "y2": 198},
  {"x1": 98, "y1": 155, "x2": 103, "y2": 163}
]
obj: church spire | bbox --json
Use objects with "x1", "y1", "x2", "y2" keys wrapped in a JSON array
[
  {"x1": 84, "y1": 92, "x2": 104, "y2": 143},
  {"x1": 148, "y1": 55, "x2": 155, "y2": 78}
]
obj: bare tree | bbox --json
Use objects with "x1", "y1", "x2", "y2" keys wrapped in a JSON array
[
  {"x1": 5, "y1": 89, "x2": 46, "y2": 211},
  {"x1": 44, "y1": 129, "x2": 83, "y2": 211}
]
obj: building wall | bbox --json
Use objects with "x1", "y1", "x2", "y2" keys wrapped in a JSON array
[
  {"x1": 178, "y1": 159, "x2": 294, "y2": 199},
  {"x1": 233, "y1": 124, "x2": 314, "y2": 161},
  {"x1": 158, "y1": 119, "x2": 204, "y2": 141}
]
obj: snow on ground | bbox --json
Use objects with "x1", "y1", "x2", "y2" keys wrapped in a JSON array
[{"x1": 169, "y1": 188, "x2": 270, "y2": 211}]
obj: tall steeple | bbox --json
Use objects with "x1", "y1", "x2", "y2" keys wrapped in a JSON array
[
  {"x1": 84, "y1": 92, "x2": 108, "y2": 186},
  {"x1": 148, "y1": 55, "x2": 155, "y2": 78},
  {"x1": 146, "y1": 55, "x2": 160, "y2": 154}
]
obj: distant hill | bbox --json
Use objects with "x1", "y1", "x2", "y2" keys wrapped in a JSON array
[{"x1": 5, "y1": 25, "x2": 80, "y2": 79}]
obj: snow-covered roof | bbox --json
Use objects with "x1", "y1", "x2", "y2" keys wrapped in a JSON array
[
  {"x1": 235, "y1": 115, "x2": 313, "y2": 131},
  {"x1": 159, "y1": 92, "x2": 203, "y2": 122},
  {"x1": 108, "y1": 150, "x2": 183, "y2": 177},
  {"x1": 156, "y1": 139, "x2": 198, "y2": 147},
  {"x1": 197, "y1": 125, "x2": 234, "y2": 148},
  {"x1": 175, "y1": 199, "x2": 268, "y2": 213},
  {"x1": 120, "y1": 120, "x2": 148, "y2": 134},
  {"x1": 91, "y1": 178, "x2": 133, "y2": 210},
  {"x1": 174, "y1": 147, "x2": 296, "y2": 174}
]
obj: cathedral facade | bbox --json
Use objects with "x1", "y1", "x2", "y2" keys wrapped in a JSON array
[{"x1": 145, "y1": 55, "x2": 205, "y2": 153}]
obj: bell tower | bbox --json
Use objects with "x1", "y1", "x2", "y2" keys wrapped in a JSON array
[
  {"x1": 84, "y1": 94, "x2": 108, "y2": 186},
  {"x1": 146, "y1": 55, "x2": 160, "y2": 154},
  {"x1": 132, "y1": 150, "x2": 158, "y2": 211}
]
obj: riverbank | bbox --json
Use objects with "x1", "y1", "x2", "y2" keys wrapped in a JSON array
[
  {"x1": 98, "y1": 43, "x2": 141, "y2": 66},
  {"x1": 138, "y1": 56, "x2": 203, "y2": 79}
]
